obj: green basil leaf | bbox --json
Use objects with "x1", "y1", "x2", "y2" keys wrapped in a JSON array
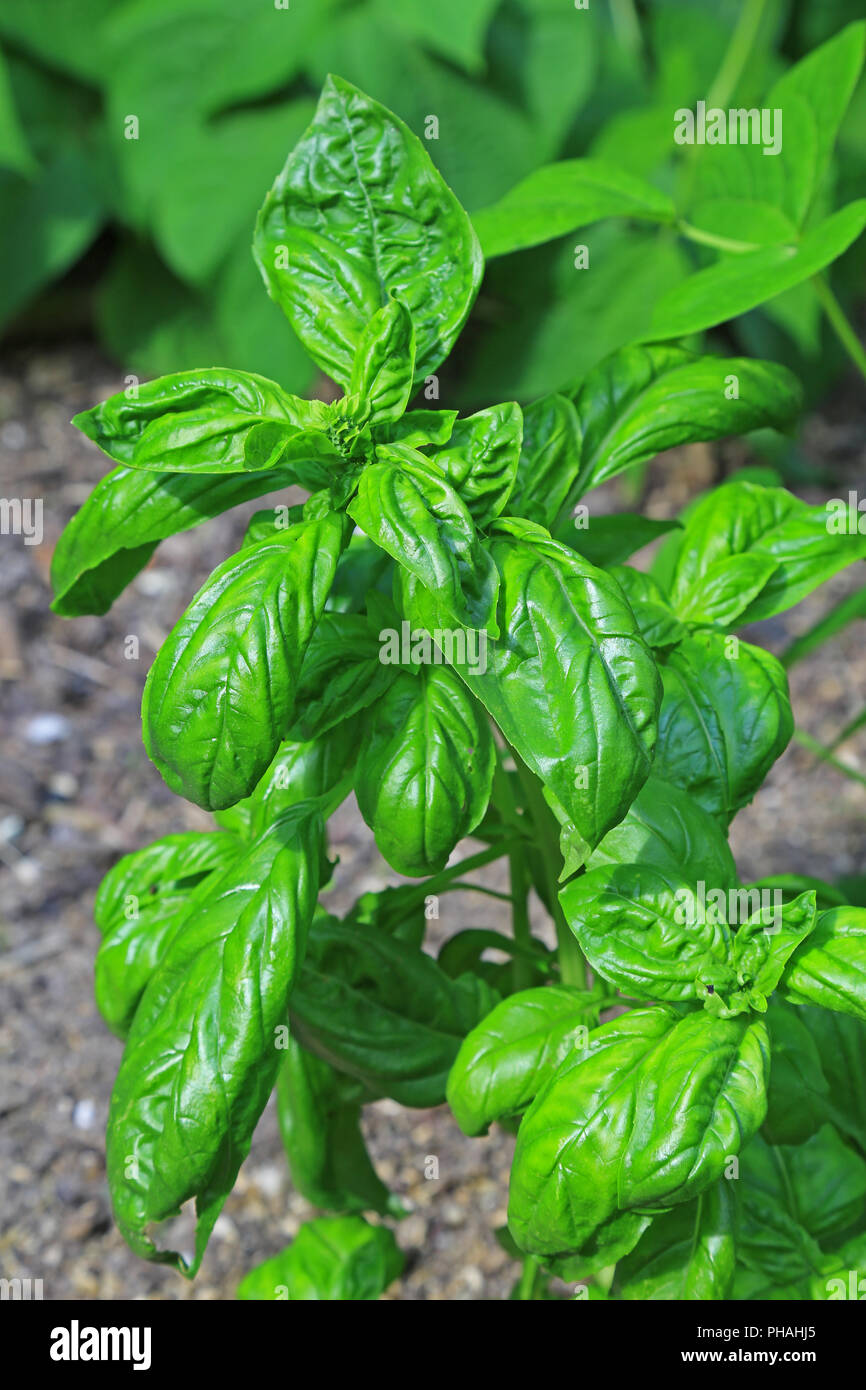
[
  {"x1": 508, "y1": 1006, "x2": 677, "y2": 1257},
  {"x1": 671, "y1": 480, "x2": 866, "y2": 624},
  {"x1": 561, "y1": 864, "x2": 735, "y2": 1005},
  {"x1": 763, "y1": 999, "x2": 834, "y2": 1147},
  {"x1": 731, "y1": 889, "x2": 818, "y2": 1004},
  {"x1": 220, "y1": 725, "x2": 358, "y2": 842},
  {"x1": 402, "y1": 517, "x2": 660, "y2": 857},
  {"x1": 276, "y1": 1036, "x2": 398, "y2": 1216},
  {"x1": 447, "y1": 985, "x2": 600, "y2": 1137},
  {"x1": 432, "y1": 402, "x2": 523, "y2": 527},
  {"x1": 290, "y1": 916, "x2": 497, "y2": 1107},
  {"x1": 569, "y1": 345, "x2": 802, "y2": 500},
  {"x1": 106, "y1": 804, "x2": 323, "y2": 1273},
  {"x1": 654, "y1": 631, "x2": 793, "y2": 823},
  {"x1": 355, "y1": 665, "x2": 494, "y2": 877},
  {"x1": 798, "y1": 1006, "x2": 866, "y2": 1156},
  {"x1": 377, "y1": 409, "x2": 459, "y2": 450},
  {"x1": 73, "y1": 367, "x2": 339, "y2": 474},
  {"x1": 286, "y1": 612, "x2": 395, "y2": 742},
  {"x1": 472, "y1": 158, "x2": 675, "y2": 259},
  {"x1": 50, "y1": 463, "x2": 301, "y2": 618},
  {"x1": 586, "y1": 774, "x2": 738, "y2": 890},
  {"x1": 616, "y1": 1180, "x2": 737, "y2": 1301},
  {"x1": 780, "y1": 906, "x2": 866, "y2": 1021},
  {"x1": 94, "y1": 831, "x2": 241, "y2": 1039},
  {"x1": 346, "y1": 295, "x2": 415, "y2": 427},
  {"x1": 142, "y1": 512, "x2": 347, "y2": 811},
  {"x1": 237, "y1": 1215, "x2": 403, "y2": 1301},
  {"x1": 348, "y1": 445, "x2": 500, "y2": 634},
  {"x1": 254, "y1": 75, "x2": 482, "y2": 387},
  {"x1": 643, "y1": 200, "x2": 866, "y2": 341},
  {"x1": 619, "y1": 1011, "x2": 769, "y2": 1210},
  {"x1": 509, "y1": 392, "x2": 582, "y2": 527},
  {"x1": 607, "y1": 566, "x2": 686, "y2": 650},
  {"x1": 673, "y1": 553, "x2": 780, "y2": 629},
  {"x1": 557, "y1": 513, "x2": 681, "y2": 567}
]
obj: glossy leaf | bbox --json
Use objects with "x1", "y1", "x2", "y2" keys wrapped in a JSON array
[
  {"x1": 237, "y1": 1215, "x2": 403, "y2": 1300},
  {"x1": 106, "y1": 804, "x2": 323, "y2": 1273},
  {"x1": 432, "y1": 402, "x2": 523, "y2": 528},
  {"x1": 286, "y1": 611, "x2": 396, "y2": 742},
  {"x1": 473, "y1": 158, "x2": 675, "y2": 259},
  {"x1": 509, "y1": 393, "x2": 582, "y2": 527},
  {"x1": 781, "y1": 907, "x2": 866, "y2": 1021},
  {"x1": 142, "y1": 512, "x2": 347, "y2": 810},
  {"x1": 346, "y1": 296, "x2": 415, "y2": 428},
  {"x1": 289, "y1": 916, "x2": 497, "y2": 1108},
  {"x1": 348, "y1": 445, "x2": 500, "y2": 634},
  {"x1": 216, "y1": 726, "x2": 358, "y2": 842},
  {"x1": 653, "y1": 631, "x2": 793, "y2": 823},
  {"x1": 94, "y1": 831, "x2": 241, "y2": 1039},
  {"x1": 586, "y1": 774, "x2": 737, "y2": 889},
  {"x1": 73, "y1": 368, "x2": 339, "y2": 475},
  {"x1": 447, "y1": 985, "x2": 600, "y2": 1136},
  {"x1": 254, "y1": 75, "x2": 483, "y2": 387},
  {"x1": 355, "y1": 665, "x2": 495, "y2": 877},
  {"x1": 608, "y1": 566, "x2": 686, "y2": 651},
  {"x1": 731, "y1": 890, "x2": 818, "y2": 1005},
  {"x1": 616, "y1": 1181, "x2": 737, "y2": 1301}
]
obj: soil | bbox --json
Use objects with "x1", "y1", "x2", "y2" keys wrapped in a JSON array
[{"x1": 1, "y1": 343, "x2": 864, "y2": 1301}]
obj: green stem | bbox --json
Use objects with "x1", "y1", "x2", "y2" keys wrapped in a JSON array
[
  {"x1": 609, "y1": 0, "x2": 642, "y2": 59},
  {"x1": 493, "y1": 756, "x2": 535, "y2": 988},
  {"x1": 677, "y1": 219, "x2": 769, "y2": 256},
  {"x1": 510, "y1": 753, "x2": 587, "y2": 989},
  {"x1": 706, "y1": 0, "x2": 768, "y2": 112},
  {"x1": 516, "y1": 1255, "x2": 542, "y2": 1300},
  {"x1": 793, "y1": 729, "x2": 866, "y2": 790},
  {"x1": 812, "y1": 275, "x2": 866, "y2": 386}
]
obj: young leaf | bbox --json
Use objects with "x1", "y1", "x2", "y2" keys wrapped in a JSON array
[
  {"x1": 780, "y1": 907, "x2": 866, "y2": 1022},
  {"x1": 653, "y1": 631, "x2": 793, "y2": 823},
  {"x1": 616, "y1": 1181, "x2": 737, "y2": 1301},
  {"x1": 346, "y1": 296, "x2": 416, "y2": 428},
  {"x1": 560, "y1": 864, "x2": 735, "y2": 1005},
  {"x1": 142, "y1": 511, "x2": 347, "y2": 810},
  {"x1": 73, "y1": 368, "x2": 339, "y2": 474},
  {"x1": 607, "y1": 567, "x2": 686, "y2": 651},
  {"x1": 286, "y1": 612, "x2": 396, "y2": 742},
  {"x1": 376, "y1": 408, "x2": 459, "y2": 450},
  {"x1": 254, "y1": 75, "x2": 483, "y2": 387},
  {"x1": 509, "y1": 392, "x2": 582, "y2": 527},
  {"x1": 432, "y1": 402, "x2": 523, "y2": 528},
  {"x1": 447, "y1": 985, "x2": 600, "y2": 1137},
  {"x1": 731, "y1": 890, "x2": 818, "y2": 1006},
  {"x1": 50, "y1": 463, "x2": 301, "y2": 618},
  {"x1": 671, "y1": 480, "x2": 866, "y2": 625},
  {"x1": 348, "y1": 445, "x2": 500, "y2": 634},
  {"x1": 276, "y1": 1036, "x2": 397, "y2": 1216},
  {"x1": 106, "y1": 804, "x2": 323, "y2": 1274},
  {"x1": 289, "y1": 916, "x2": 497, "y2": 1108},
  {"x1": 94, "y1": 831, "x2": 241, "y2": 1039},
  {"x1": 355, "y1": 665, "x2": 495, "y2": 878},
  {"x1": 472, "y1": 158, "x2": 675, "y2": 259},
  {"x1": 568, "y1": 345, "x2": 802, "y2": 500},
  {"x1": 237, "y1": 1215, "x2": 403, "y2": 1301},
  {"x1": 218, "y1": 726, "x2": 358, "y2": 842}
]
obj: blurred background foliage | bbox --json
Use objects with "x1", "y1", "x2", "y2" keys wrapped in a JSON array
[{"x1": 1, "y1": 0, "x2": 865, "y2": 423}]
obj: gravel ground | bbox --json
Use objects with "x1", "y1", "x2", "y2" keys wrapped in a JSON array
[{"x1": 0, "y1": 344, "x2": 864, "y2": 1301}]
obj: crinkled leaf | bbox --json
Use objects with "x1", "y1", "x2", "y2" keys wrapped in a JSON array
[
  {"x1": 509, "y1": 393, "x2": 582, "y2": 527},
  {"x1": 432, "y1": 402, "x2": 523, "y2": 528},
  {"x1": 781, "y1": 907, "x2": 866, "y2": 1022},
  {"x1": 608, "y1": 566, "x2": 686, "y2": 650},
  {"x1": 286, "y1": 611, "x2": 396, "y2": 742},
  {"x1": 346, "y1": 296, "x2": 415, "y2": 428},
  {"x1": 237, "y1": 1214, "x2": 403, "y2": 1301},
  {"x1": 586, "y1": 773, "x2": 737, "y2": 889}
]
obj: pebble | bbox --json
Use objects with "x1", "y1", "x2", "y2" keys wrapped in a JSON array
[
  {"x1": 250, "y1": 1164, "x2": 284, "y2": 1199},
  {"x1": 48, "y1": 772, "x2": 78, "y2": 800},
  {"x1": 72, "y1": 1098, "x2": 97, "y2": 1131},
  {"x1": 24, "y1": 713, "x2": 70, "y2": 744},
  {"x1": 0, "y1": 421, "x2": 28, "y2": 449},
  {"x1": 0, "y1": 812, "x2": 25, "y2": 841}
]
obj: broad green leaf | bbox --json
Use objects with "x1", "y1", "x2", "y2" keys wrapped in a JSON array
[
  {"x1": 432, "y1": 403, "x2": 523, "y2": 528},
  {"x1": 107, "y1": 804, "x2": 323, "y2": 1273},
  {"x1": 653, "y1": 631, "x2": 793, "y2": 823},
  {"x1": 730, "y1": 890, "x2": 818, "y2": 1006},
  {"x1": 619, "y1": 1011, "x2": 769, "y2": 1210},
  {"x1": 509, "y1": 393, "x2": 582, "y2": 527},
  {"x1": 142, "y1": 512, "x2": 347, "y2": 810},
  {"x1": 375, "y1": 0, "x2": 499, "y2": 74},
  {"x1": 50, "y1": 463, "x2": 300, "y2": 619},
  {"x1": 402, "y1": 517, "x2": 660, "y2": 858},
  {"x1": 72, "y1": 368, "x2": 339, "y2": 475},
  {"x1": 276, "y1": 1036, "x2": 397, "y2": 1217},
  {"x1": 287, "y1": 612, "x2": 396, "y2": 742},
  {"x1": 557, "y1": 514, "x2": 681, "y2": 568},
  {"x1": 643, "y1": 200, "x2": 866, "y2": 342},
  {"x1": 215, "y1": 726, "x2": 358, "y2": 842},
  {"x1": 237, "y1": 1215, "x2": 403, "y2": 1301},
  {"x1": 346, "y1": 296, "x2": 416, "y2": 428},
  {"x1": 0, "y1": 44, "x2": 35, "y2": 176},
  {"x1": 671, "y1": 480, "x2": 866, "y2": 625},
  {"x1": 569, "y1": 345, "x2": 802, "y2": 500},
  {"x1": 781, "y1": 906, "x2": 866, "y2": 1022},
  {"x1": 447, "y1": 985, "x2": 600, "y2": 1136},
  {"x1": 290, "y1": 916, "x2": 497, "y2": 1108},
  {"x1": 560, "y1": 864, "x2": 734, "y2": 1005},
  {"x1": 254, "y1": 75, "x2": 483, "y2": 387},
  {"x1": 800, "y1": 1005, "x2": 866, "y2": 1156},
  {"x1": 764, "y1": 999, "x2": 834, "y2": 1146},
  {"x1": 473, "y1": 158, "x2": 675, "y2": 259},
  {"x1": 607, "y1": 567, "x2": 686, "y2": 651},
  {"x1": 348, "y1": 446, "x2": 500, "y2": 635},
  {"x1": 586, "y1": 774, "x2": 737, "y2": 890},
  {"x1": 508, "y1": 1006, "x2": 677, "y2": 1257},
  {"x1": 0, "y1": 0, "x2": 116, "y2": 84},
  {"x1": 487, "y1": 0, "x2": 599, "y2": 156},
  {"x1": 673, "y1": 553, "x2": 780, "y2": 629},
  {"x1": 355, "y1": 665, "x2": 494, "y2": 878},
  {"x1": 616, "y1": 1181, "x2": 737, "y2": 1301},
  {"x1": 377, "y1": 409, "x2": 459, "y2": 451},
  {"x1": 93, "y1": 831, "x2": 241, "y2": 1039}
]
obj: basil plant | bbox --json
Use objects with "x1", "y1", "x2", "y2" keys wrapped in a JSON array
[{"x1": 53, "y1": 77, "x2": 866, "y2": 1301}]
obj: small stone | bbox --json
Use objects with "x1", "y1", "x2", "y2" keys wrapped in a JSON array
[
  {"x1": 211, "y1": 1214, "x2": 238, "y2": 1242},
  {"x1": 0, "y1": 813, "x2": 24, "y2": 842},
  {"x1": 135, "y1": 569, "x2": 173, "y2": 597},
  {"x1": 0, "y1": 421, "x2": 27, "y2": 449},
  {"x1": 13, "y1": 858, "x2": 41, "y2": 885},
  {"x1": 72, "y1": 1098, "x2": 96, "y2": 1131},
  {"x1": 24, "y1": 713, "x2": 70, "y2": 744},
  {"x1": 250, "y1": 1164, "x2": 284, "y2": 1199},
  {"x1": 48, "y1": 772, "x2": 78, "y2": 800}
]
